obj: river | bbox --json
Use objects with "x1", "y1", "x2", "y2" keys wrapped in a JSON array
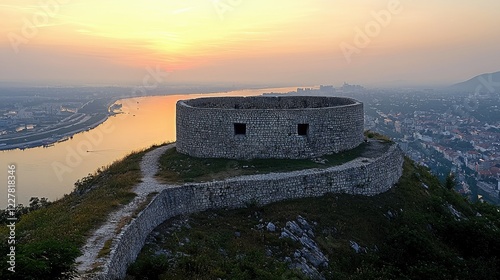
[{"x1": 0, "y1": 87, "x2": 298, "y2": 209}]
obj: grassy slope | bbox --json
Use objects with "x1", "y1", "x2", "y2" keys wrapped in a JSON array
[
  {"x1": 0, "y1": 145, "x2": 164, "y2": 279},
  {"x1": 156, "y1": 142, "x2": 391, "y2": 184},
  {"x1": 129, "y1": 158, "x2": 500, "y2": 280},
  {"x1": 157, "y1": 130, "x2": 390, "y2": 184},
  {"x1": 1, "y1": 134, "x2": 498, "y2": 280}
]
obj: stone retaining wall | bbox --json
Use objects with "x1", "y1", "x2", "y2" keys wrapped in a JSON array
[
  {"x1": 97, "y1": 144, "x2": 404, "y2": 279},
  {"x1": 176, "y1": 96, "x2": 364, "y2": 159}
]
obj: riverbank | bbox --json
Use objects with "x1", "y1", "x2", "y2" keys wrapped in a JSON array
[
  {"x1": 0, "y1": 90, "x2": 300, "y2": 209},
  {"x1": 0, "y1": 96, "x2": 122, "y2": 151},
  {"x1": 0, "y1": 113, "x2": 110, "y2": 151}
]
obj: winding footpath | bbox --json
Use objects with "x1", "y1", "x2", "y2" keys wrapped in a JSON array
[
  {"x1": 76, "y1": 144, "x2": 175, "y2": 277},
  {"x1": 74, "y1": 140, "x2": 402, "y2": 279}
]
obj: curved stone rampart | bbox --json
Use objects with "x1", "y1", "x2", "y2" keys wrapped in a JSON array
[
  {"x1": 176, "y1": 96, "x2": 364, "y2": 159},
  {"x1": 97, "y1": 143, "x2": 403, "y2": 279}
]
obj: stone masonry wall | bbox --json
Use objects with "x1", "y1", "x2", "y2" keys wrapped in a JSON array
[
  {"x1": 98, "y1": 144, "x2": 404, "y2": 279},
  {"x1": 176, "y1": 96, "x2": 364, "y2": 159}
]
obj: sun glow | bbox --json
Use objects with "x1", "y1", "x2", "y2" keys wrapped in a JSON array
[{"x1": 1, "y1": 0, "x2": 500, "y2": 85}]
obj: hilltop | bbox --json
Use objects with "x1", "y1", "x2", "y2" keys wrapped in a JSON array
[
  {"x1": 450, "y1": 71, "x2": 500, "y2": 92},
  {"x1": 127, "y1": 157, "x2": 500, "y2": 280},
  {"x1": 0, "y1": 139, "x2": 499, "y2": 280}
]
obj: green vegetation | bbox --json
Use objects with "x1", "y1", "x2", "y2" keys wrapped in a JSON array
[
  {"x1": 0, "y1": 197, "x2": 51, "y2": 224},
  {"x1": 2, "y1": 137, "x2": 499, "y2": 280},
  {"x1": 130, "y1": 158, "x2": 500, "y2": 280},
  {"x1": 156, "y1": 130, "x2": 392, "y2": 184},
  {"x1": 445, "y1": 172, "x2": 457, "y2": 190},
  {"x1": 156, "y1": 142, "x2": 382, "y2": 183},
  {"x1": 0, "y1": 144, "x2": 166, "y2": 280},
  {"x1": 115, "y1": 192, "x2": 159, "y2": 235},
  {"x1": 365, "y1": 130, "x2": 392, "y2": 142},
  {"x1": 97, "y1": 239, "x2": 114, "y2": 259},
  {"x1": 127, "y1": 211, "x2": 307, "y2": 280}
]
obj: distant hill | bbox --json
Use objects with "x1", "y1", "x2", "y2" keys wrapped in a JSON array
[{"x1": 451, "y1": 71, "x2": 500, "y2": 92}]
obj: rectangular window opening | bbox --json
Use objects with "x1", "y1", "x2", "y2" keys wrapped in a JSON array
[
  {"x1": 234, "y1": 123, "x2": 246, "y2": 135},
  {"x1": 298, "y1": 124, "x2": 309, "y2": 136}
]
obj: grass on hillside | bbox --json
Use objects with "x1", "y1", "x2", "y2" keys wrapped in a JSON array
[
  {"x1": 157, "y1": 131, "x2": 391, "y2": 184},
  {"x1": 0, "y1": 144, "x2": 168, "y2": 280},
  {"x1": 156, "y1": 142, "x2": 387, "y2": 184},
  {"x1": 129, "y1": 158, "x2": 500, "y2": 280},
  {"x1": 365, "y1": 130, "x2": 392, "y2": 142}
]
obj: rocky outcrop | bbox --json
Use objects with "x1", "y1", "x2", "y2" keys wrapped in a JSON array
[
  {"x1": 83, "y1": 143, "x2": 403, "y2": 279},
  {"x1": 279, "y1": 216, "x2": 329, "y2": 280}
]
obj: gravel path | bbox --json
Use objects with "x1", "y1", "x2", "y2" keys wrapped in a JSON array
[{"x1": 75, "y1": 144, "x2": 174, "y2": 276}]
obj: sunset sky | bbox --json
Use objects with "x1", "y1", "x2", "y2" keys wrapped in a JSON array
[{"x1": 1, "y1": 0, "x2": 499, "y2": 87}]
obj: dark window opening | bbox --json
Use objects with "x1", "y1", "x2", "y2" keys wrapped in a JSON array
[
  {"x1": 234, "y1": 123, "x2": 246, "y2": 135},
  {"x1": 297, "y1": 124, "x2": 309, "y2": 136}
]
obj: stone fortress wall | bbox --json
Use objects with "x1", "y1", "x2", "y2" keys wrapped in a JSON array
[
  {"x1": 90, "y1": 96, "x2": 405, "y2": 279},
  {"x1": 98, "y1": 144, "x2": 404, "y2": 279},
  {"x1": 176, "y1": 96, "x2": 364, "y2": 159}
]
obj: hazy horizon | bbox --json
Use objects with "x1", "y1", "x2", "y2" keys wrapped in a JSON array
[{"x1": 1, "y1": 0, "x2": 499, "y2": 87}]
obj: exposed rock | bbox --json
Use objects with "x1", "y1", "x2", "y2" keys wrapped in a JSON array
[
  {"x1": 286, "y1": 221, "x2": 304, "y2": 237},
  {"x1": 350, "y1": 240, "x2": 361, "y2": 253},
  {"x1": 385, "y1": 210, "x2": 395, "y2": 220},
  {"x1": 312, "y1": 158, "x2": 328, "y2": 164},
  {"x1": 349, "y1": 241, "x2": 368, "y2": 254},
  {"x1": 294, "y1": 250, "x2": 302, "y2": 258},
  {"x1": 301, "y1": 247, "x2": 328, "y2": 268},
  {"x1": 280, "y1": 231, "x2": 291, "y2": 240},
  {"x1": 86, "y1": 143, "x2": 404, "y2": 280},
  {"x1": 447, "y1": 204, "x2": 466, "y2": 221},
  {"x1": 265, "y1": 248, "x2": 273, "y2": 257},
  {"x1": 279, "y1": 216, "x2": 329, "y2": 280},
  {"x1": 297, "y1": 215, "x2": 312, "y2": 231},
  {"x1": 266, "y1": 222, "x2": 276, "y2": 232},
  {"x1": 154, "y1": 249, "x2": 172, "y2": 257}
]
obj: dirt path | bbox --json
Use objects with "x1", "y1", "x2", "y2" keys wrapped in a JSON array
[{"x1": 75, "y1": 144, "x2": 174, "y2": 276}]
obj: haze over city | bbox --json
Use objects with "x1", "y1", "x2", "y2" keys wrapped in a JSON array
[
  {"x1": 2, "y1": 1, "x2": 500, "y2": 279},
  {"x1": 1, "y1": 0, "x2": 500, "y2": 87}
]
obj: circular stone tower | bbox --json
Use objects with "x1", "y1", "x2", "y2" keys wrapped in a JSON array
[{"x1": 176, "y1": 96, "x2": 364, "y2": 159}]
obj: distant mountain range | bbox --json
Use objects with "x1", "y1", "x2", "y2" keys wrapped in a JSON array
[{"x1": 451, "y1": 71, "x2": 500, "y2": 92}]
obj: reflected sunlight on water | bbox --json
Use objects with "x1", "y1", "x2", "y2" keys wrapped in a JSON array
[{"x1": 0, "y1": 87, "x2": 297, "y2": 208}]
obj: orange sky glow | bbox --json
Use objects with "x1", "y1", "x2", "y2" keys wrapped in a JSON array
[{"x1": 1, "y1": 0, "x2": 499, "y2": 86}]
